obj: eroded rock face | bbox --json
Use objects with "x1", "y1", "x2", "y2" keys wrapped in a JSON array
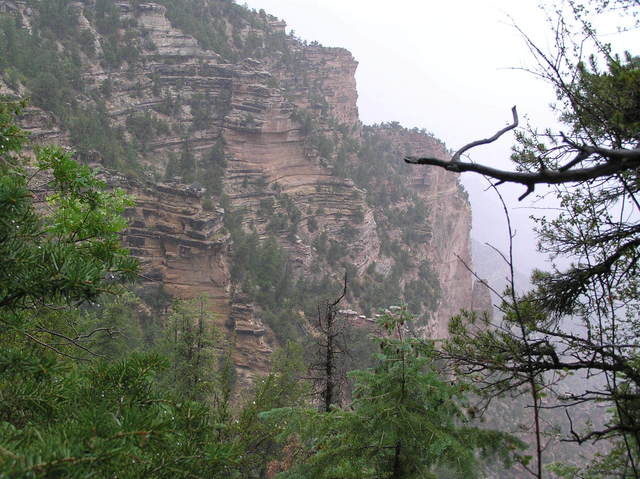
[
  {"x1": 119, "y1": 180, "x2": 230, "y2": 303},
  {"x1": 227, "y1": 293, "x2": 274, "y2": 387},
  {"x1": 9, "y1": 0, "x2": 489, "y2": 380},
  {"x1": 272, "y1": 45, "x2": 359, "y2": 127},
  {"x1": 471, "y1": 280, "x2": 494, "y2": 320},
  {"x1": 366, "y1": 127, "x2": 479, "y2": 338}
]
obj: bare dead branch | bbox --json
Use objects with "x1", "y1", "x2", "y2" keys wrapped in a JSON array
[
  {"x1": 35, "y1": 328, "x2": 106, "y2": 358},
  {"x1": 454, "y1": 252, "x2": 507, "y2": 305},
  {"x1": 24, "y1": 332, "x2": 88, "y2": 361},
  {"x1": 404, "y1": 106, "x2": 640, "y2": 200},
  {"x1": 406, "y1": 149, "x2": 640, "y2": 201},
  {"x1": 450, "y1": 106, "x2": 519, "y2": 162}
]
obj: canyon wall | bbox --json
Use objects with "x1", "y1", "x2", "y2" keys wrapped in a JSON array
[{"x1": 0, "y1": 0, "x2": 488, "y2": 383}]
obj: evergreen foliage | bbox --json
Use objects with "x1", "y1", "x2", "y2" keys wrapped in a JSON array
[
  {"x1": 0, "y1": 100, "x2": 138, "y2": 341},
  {"x1": 157, "y1": 296, "x2": 221, "y2": 401},
  {"x1": 263, "y1": 310, "x2": 523, "y2": 478},
  {"x1": 154, "y1": 0, "x2": 284, "y2": 62},
  {"x1": 0, "y1": 102, "x2": 310, "y2": 478},
  {"x1": 200, "y1": 137, "x2": 227, "y2": 195},
  {"x1": 0, "y1": 1, "x2": 544, "y2": 475},
  {"x1": 178, "y1": 138, "x2": 196, "y2": 183},
  {"x1": 126, "y1": 112, "x2": 171, "y2": 150},
  {"x1": 232, "y1": 343, "x2": 309, "y2": 477},
  {"x1": 0, "y1": 100, "x2": 239, "y2": 478},
  {"x1": 1, "y1": 0, "x2": 446, "y2": 327},
  {"x1": 0, "y1": 351, "x2": 240, "y2": 478},
  {"x1": 227, "y1": 222, "x2": 302, "y2": 343},
  {"x1": 75, "y1": 291, "x2": 147, "y2": 358},
  {"x1": 0, "y1": 98, "x2": 519, "y2": 477}
]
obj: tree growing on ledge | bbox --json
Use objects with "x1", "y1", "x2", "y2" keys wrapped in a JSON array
[{"x1": 406, "y1": 2, "x2": 640, "y2": 476}]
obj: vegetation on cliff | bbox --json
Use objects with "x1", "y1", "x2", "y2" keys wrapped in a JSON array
[
  {"x1": 0, "y1": 0, "x2": 452, "y2": 338},
  {"x1": 0, "y1": 99, "x2": 516, "y2": 477}
]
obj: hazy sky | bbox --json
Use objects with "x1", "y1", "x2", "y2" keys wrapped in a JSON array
[{"x1": 242, "y1": 0, "x2": 636, "y2": 276}]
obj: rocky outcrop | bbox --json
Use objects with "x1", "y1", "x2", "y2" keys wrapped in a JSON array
[
  {"x1": 117, "y1": 178, "x2": 230, "y2": 304},
  {"x1": 272, "y1": 45, "x2": 359, "y2": 127},
  {"x1": 227, "y1": 293, "x2": 274, "y2": 386}
]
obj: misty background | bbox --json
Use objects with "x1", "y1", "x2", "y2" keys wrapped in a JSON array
[{"x1": 242, "y1": 0, "x2": 638, "y2": 285}]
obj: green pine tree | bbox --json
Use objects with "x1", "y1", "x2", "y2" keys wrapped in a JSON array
[
  {"x1": 0, "y1": 100, "x2": 242, "y2": 478},
  {"x1": 263, "y1": 308, "x2": 523, "y2": 479},
  {"x1": 0, "y1": 99, "x2": 138, "y2": 346}
]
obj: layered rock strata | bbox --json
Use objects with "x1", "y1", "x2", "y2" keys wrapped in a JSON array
[{"x1": 5, "y1": 0, "x2": 489, "y2": 382}]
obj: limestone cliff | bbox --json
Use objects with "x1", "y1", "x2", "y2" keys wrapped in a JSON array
[{"x1": 0, "y1": 0, "x2": 488, "y2": 383}]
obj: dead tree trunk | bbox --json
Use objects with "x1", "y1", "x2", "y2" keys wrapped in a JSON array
[{"x1": 312, "y1": 273, "x2": 348, "y2": 412}]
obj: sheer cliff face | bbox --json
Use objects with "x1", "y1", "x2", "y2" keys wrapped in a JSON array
[{"x1": 4, "y1": 1, "x2": 484, "y2": 383}]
